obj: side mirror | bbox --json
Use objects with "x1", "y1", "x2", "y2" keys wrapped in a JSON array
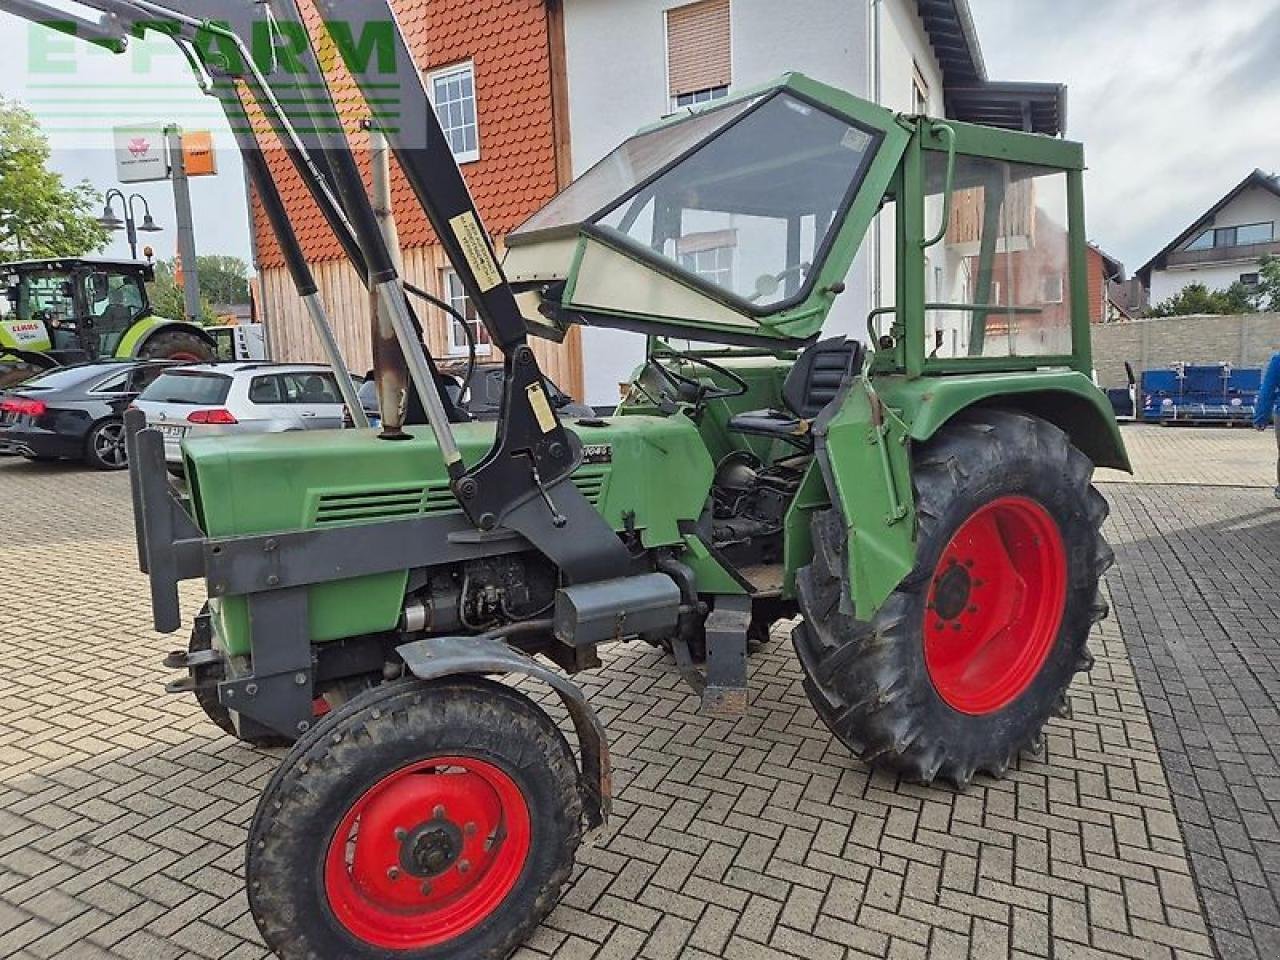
[
  {"x1": 5, "y1": 285, "x2": 17, "y2": 305},
  {"x1": 90, "y1": 273, "x2": 110, "y2": 300},
  {"x1": 60, "y1": 281, "x2": 74, "y2": 298}
]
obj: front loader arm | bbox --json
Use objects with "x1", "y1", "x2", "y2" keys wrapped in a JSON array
[{"x1": 2, "y1": 0, "x2": 631, "y2": 583}]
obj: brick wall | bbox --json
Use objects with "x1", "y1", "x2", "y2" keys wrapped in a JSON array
[{"x1": 1091, "y1": 312, "x2": 1280, "y2": 388}]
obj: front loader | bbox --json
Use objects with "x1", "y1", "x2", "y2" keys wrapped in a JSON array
[{"x1": 6, "y1": 2, "x2": 1129, "y2": 958}]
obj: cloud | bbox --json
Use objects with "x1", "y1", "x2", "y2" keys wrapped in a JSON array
[{"x1": 969, "y1": 0, "x2": 1280, "y2": 274}]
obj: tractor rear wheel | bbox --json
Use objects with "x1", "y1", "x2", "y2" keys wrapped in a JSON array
[
  {"x1": 138, "y1": 329, "x2": 214, "y2": 363},
  {"x1": 247, "y1": 677, "x2": 582, "y2": 960},
  {"x1": 793, "y1": 409, "x2": 1112, "y2": 787}
]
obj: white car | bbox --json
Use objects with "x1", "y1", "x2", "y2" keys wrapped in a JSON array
[{"x1": 134, "y1": 362, "x2": 349, "y2": 465}]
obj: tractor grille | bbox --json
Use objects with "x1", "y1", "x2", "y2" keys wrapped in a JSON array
[
  {"x1": 312, "y1": 468, "x2": 608, "y2": 526},
  {"x1": 312, "y1": 484, "x2": 457, "y2": 525}
]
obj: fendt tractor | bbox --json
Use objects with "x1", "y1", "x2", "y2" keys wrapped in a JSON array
[
  {"x1": 0, "y1": 257, "x2": 216, "y2": 388},
  {"x1": 6, "y1": 2, "x2": 1128, "y2": 958}
]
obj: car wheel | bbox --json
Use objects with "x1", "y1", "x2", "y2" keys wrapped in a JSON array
[{"x1": 85, "y1": 418, "x2": 129, "y2": 470}]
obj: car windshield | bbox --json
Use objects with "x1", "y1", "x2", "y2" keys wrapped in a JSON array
[
  {"x1": 141, "y1": 371, "x2": 232, "y2": 405},
  {"x1": 510, "y1": 90, "x2": 880, "y2": 310}
]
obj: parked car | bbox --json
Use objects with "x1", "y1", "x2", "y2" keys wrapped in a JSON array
[
  {"x1": 133, "y1": 362, "x2": 348, "y2": 466},
  {"x1": 347, "y1": 362, "x2": 593, "y2": 428},
  {"x1": 0, "y1": 359, "x2": 173, "y2": 469}
]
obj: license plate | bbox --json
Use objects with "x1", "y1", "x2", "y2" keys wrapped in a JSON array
[{"x1": 158, "y1": 424, "x2": 189, "y2": 439}]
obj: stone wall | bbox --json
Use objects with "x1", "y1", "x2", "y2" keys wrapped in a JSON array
[{"x1": 1090, "y1": 312, "x2": 1280, "y2": 388}]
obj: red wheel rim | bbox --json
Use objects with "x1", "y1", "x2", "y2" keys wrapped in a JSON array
[
  {"x1": 324, "y1": 756, "x2": 531, "y2": 950},
  {"x1": 923, "y1": 495, "x2": 1067, "y2": 715}
]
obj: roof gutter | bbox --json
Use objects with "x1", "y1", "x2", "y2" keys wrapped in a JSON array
[{"x1": 950, "y1": 0, "x2": 988, "y2": 83}]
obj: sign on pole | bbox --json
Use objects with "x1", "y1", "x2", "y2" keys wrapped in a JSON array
[
  {"x1": 113, "y1": 126, "x2": 170, "y2": 183},
  {"x1": 181, "y1": 131, "x2": 218, "y2": 177}
]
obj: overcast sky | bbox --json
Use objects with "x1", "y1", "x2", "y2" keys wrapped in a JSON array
[
  {"x1": 0, "y1": 8, "x2": 253, "y2": 265},
  {"x1": 3, "y1": 2, "x2": 1279, "y2": 278},
  {"x1": 969, "y1": 0, "x2": 1280, "y2": 275}
]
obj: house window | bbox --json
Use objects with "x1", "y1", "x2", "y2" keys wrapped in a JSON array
[
  {"x1": 675, "y1": 86, "x2": 729, "y2": 108},
  {"x1": 429, "y1": 62, "x2": 479, "y2": 163},
  {"x1": 1241, "y1": 272, "x2": 1261, "y2": 290},
  {"x1": 911, "y1": 64, "x2": 930, "y2": 115},
  {"x1": 1235, "y1": 222, "x2": 1274, "y2": 245},
  {"x1": 1041, "y1": 273, "x2": 1065, "y2": 304},
  {"x1": 667, "y1": 0, "x2": 731, "y2": 111},
  {"x1": 1185, "y1": 221, "x2": 1274, "y2": 251},
  {"x1": 679, "y1": 245, "x2": 735, "y2": 287},
  {"x1": 442, "y1": 269, "x2": 491, "y2": 356}
]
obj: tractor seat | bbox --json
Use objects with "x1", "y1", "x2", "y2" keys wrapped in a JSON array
[{"x1": 727, "y1": 337, "x2": 863, "y2": 445}]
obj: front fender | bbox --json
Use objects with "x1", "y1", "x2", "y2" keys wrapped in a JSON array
[{"x1": 395, "y1": 634, "x2": 611, "y2": 832}]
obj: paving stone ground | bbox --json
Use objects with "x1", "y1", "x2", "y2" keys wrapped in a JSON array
[{"x1": 0, "y1": 422, "x2": 1266, "y2": 960}]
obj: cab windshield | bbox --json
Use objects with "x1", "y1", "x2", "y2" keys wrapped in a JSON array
[
  {"x1": 510, "y1": 90, "x2": 881, "y2": 311},
  {"x1": 11, "y1": 271, "x2": 74, "y2": 326}
]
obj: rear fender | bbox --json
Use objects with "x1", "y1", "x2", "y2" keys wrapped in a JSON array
[
  {"x1": 395, "y1": 635, "x2": 612, "y2": 833},
  {"x1": 118, "y1": 317, "x2": 216, "y2": 357},
  {"x1": 880, "y1": 370, "x2": 1132, "y2": 472}
]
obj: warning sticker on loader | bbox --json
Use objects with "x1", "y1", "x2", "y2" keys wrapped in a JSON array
[
  {"x1": 526, "y1": 382, "x2": 557, "y2": 433},
  {"x1": 449, "y1": 212, "x2": 503, "y2": 292}
]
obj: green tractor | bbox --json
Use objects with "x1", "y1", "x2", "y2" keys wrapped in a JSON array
[
  {"x1": 0, "y1": 257, "x2": 216, "y2": 388},
  {"x1": 6, "y1": 2, "x2": 1127, "y2": 958}
]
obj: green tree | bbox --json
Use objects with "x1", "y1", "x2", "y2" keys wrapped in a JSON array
[
  {"x1": 0, "y1": 97, "x2": 108, "y2": 258},
  {"x1": 148, "y1": 257, "x2": 218, "y2": 324},
  {"x1": 192, "y1": 254, "x2": 251, "y2": 305},
  {"x1": 1256, "y1": 254, "x2": 1280, "y2": 312},
  {"x1": 1147, "y1": 281, "x2": 1259, "y2": 317}
]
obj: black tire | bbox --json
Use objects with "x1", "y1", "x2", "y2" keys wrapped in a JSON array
[
  {"x1": 84, "y1": 418, "x2": 129, "y2": 470},
  {"x1": 138, "y1": 329, "x2": 215, "y2": 363},
  {"x1": 188, "y1": 609, "x2": 292, "y2": 748},
  {"x1": 247, "y1": 677, "x2": 582, "y2": 960},
  {"x1": 793, "y1": 409, "x2": 1112, "y2": 787}
]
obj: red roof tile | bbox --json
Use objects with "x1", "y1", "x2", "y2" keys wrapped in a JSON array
[{"x1": 252, "y1": 0, "x2": 558, "y2": 270}]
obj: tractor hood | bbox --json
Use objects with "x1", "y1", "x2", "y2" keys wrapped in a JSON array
[{"x1": 505, "y1": 74, "x2": 909, "y2": 346}]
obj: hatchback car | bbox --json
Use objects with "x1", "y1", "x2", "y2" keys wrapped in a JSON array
[
  {"x1": 0, "y1": 360, "x2": 172, "y2": 469},
  {"x1": 134, "y1": 362, "x2": 349, "y2": 466}
]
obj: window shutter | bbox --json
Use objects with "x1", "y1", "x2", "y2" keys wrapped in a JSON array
[{"x1": 667, "y1": 0, "x2": 731, "y2": 98}]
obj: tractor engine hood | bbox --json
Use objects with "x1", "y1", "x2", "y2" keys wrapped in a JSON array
[{"x1": 504, "y1": 74, "x2": 909, "y2": 347}]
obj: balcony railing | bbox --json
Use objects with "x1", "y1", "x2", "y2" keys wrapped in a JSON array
[{"x1": 1166, "y1": 239, "x2": 1280, "y2": 268}]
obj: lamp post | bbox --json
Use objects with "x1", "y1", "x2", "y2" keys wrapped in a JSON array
[{"x1": 98, "y1": 189, "x2": 163, "y2": 260}]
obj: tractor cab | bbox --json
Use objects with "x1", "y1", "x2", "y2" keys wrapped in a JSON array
[
  {"x1": 505, "y1": 75, "x2": 902, "y2": 347},
  {"x1": 1, "y1": 258, "x2": 154, "y2": 363}
]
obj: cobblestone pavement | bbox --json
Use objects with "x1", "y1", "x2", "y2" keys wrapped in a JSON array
[
  {"x1": 0, "y1": 425, "x2": 1263, "y2": 959},
  {"x1": 1097, "y1": 424, "x2": 1274, "y2": 488},
  {"x1": 1104, "y1": 483, "x2": 1280, "y2": 960}
]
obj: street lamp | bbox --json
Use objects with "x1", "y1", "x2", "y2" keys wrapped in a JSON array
[{"x1": 98, "y1": 189, "x2": 163, "y2": 260}]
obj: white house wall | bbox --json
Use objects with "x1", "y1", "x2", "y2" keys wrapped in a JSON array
[{"x1": 561, "y1": 0, "x2": 952, "y2": 405}]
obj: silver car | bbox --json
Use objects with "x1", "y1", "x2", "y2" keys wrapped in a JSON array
[{"x1": 134, "y1": 362, "x2": 348, "y2": 465}]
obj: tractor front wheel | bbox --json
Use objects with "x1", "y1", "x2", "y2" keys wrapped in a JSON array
[
  {"x1": 793, "y1": 409, "x2": 1112, "y2": 787},
  {"x1": 247, "y1": 677, "x2": 582, "y2": 960}
]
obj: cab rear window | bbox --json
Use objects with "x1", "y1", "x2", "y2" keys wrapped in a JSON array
[{"x1": 141, "y1": 371, "x2": 232, "y2": 405}]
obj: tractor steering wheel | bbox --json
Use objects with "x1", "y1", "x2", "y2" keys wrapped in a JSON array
[{"x1": 644, "y1": 350, "x2": 750, "y2": 405}]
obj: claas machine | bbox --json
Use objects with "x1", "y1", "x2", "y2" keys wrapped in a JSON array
[
  {"x1": 0, "y1": 257, "x2": 215, "y2": 388},
  {"x1": 6, "y1": 2, "x2": 1127, "y2": 958}
]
